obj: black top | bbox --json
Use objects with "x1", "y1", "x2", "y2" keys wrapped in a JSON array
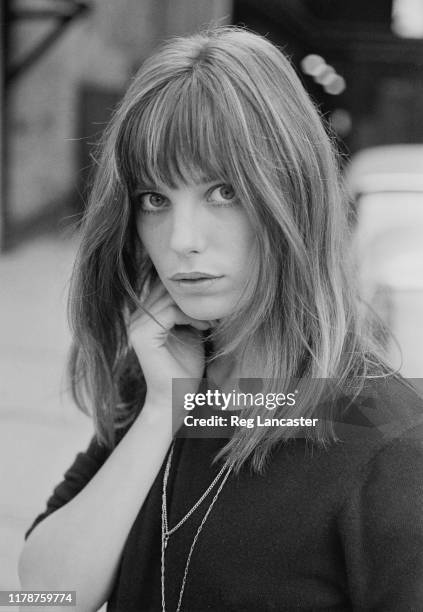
[{"x1": 26, "y1": 376, "x2": 423, "y2": 611}]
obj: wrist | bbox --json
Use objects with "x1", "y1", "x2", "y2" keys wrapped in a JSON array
[{"x1": 136, "y1": 397, "x2": 173, "y2": 435}]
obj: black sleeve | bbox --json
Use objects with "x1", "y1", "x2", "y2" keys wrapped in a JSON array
[
  {"x1": 338, "y1": 423, "x2": 423, "y2": 610},
  {"x1": 24, "y1": 435, "x2": 111, "y2": 540}
]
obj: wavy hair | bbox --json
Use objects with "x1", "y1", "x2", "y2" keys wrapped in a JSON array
[{"x1": 68, "y1": 26, "x2": 394, "y2": 473}]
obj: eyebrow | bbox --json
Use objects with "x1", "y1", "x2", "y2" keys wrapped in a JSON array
[{"x1": 133, "y1": 179, "x2": 225, "y2": 193}]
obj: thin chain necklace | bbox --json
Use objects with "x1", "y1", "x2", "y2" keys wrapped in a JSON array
[{"x1": 161, "y1": 441, "x2": 232, "y2": 612}]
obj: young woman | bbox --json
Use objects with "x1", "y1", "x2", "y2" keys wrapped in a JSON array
[{"x1": 19, "y1": 26, "x2": 423, "y2": 611}]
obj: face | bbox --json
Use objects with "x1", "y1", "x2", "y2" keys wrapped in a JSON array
[{"x1": 135, "y1": 179, "x2": 257, "y2": 321}]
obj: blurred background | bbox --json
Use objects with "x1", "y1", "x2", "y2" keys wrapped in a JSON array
[{"x1": 1, "y1": 0, "x2": 423, "y2": 596}]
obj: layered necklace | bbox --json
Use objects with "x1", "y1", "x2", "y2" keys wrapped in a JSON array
[{"x1": 161, "y1": 441, "x2": 233, "y2": 612}]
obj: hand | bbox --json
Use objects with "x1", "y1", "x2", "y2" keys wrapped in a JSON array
[{"x1": 128, "y1": 280, "x2": 212, "y2": 422}]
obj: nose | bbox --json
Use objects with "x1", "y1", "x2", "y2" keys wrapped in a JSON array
[{"x1": 168, "y1": 202, "x2": 207, "y2": 256}]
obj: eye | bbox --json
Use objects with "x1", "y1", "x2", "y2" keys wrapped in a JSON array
[
  {"x1": 209, "y1": 184, "x2": 236, "y2": 204},
  {"x1": 135, "y1": 192, "x2": 169, "y2": 214}
]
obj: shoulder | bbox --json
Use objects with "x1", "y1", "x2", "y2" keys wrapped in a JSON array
[
  {"x1": 331, "y1": 374, "x2": 423, "y2": 452},
  {"x1": 324, "y1": 375, "x2": 423, "y2": 511},
  {"x1": 283, "y1": 375, "x2": 423, "y2": 506}
]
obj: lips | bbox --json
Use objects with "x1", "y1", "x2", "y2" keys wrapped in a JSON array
[
  {"x1": 169, "y1": 272, "x2": 224, "y2": 293},
  {"x1": 170, "y1": 272, "x2": 222, "y2": 280}
]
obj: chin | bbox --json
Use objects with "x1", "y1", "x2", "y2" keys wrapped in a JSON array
[{"x1": 173, "y1": 296, "x2": 233, "y2": 321}]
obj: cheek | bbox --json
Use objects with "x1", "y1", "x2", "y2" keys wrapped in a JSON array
[
  {"x1": 136, "y1": 222, "x2": 172, "y2": 288},
  {"x1": 230, "y1": 220, "x2": 257, "y2": 271},
  {"x1": 135, "y1": 217, "x2": 145, "y2": 248},
  {"x1": 136, "y1": 220, "x2": 158, "y2": 263}
]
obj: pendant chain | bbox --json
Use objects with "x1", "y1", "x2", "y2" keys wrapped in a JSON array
[{"x1": 161, "y1": 442, "x2": 232, "y2": 612}]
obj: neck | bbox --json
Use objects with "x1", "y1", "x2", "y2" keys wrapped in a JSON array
[
  {"x1": 206, "y1": 352, "x2": 237, "y2": 390},
  {"x1": 206, "y1": 343, "x2": 265, "y2": 391}
]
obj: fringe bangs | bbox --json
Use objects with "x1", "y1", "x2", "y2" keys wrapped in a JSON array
[{"x1": 116, "y1": 75, "x2": 231, "y2": 192}]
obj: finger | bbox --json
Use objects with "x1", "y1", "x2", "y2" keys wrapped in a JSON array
[
  {"x1": 130, "y1": 293, "x2": 171, "y2": 323},
  {"x1": 163, "y1": 305, "x2": 212, "y2": 331},
  {"x1": 206, "y1": 319, "x2": 219, "y2": 329},
  {"x1": 133, "y1": 293, "x2": 213, "y2": 326},
  {"x1": 137, "y1": 278, "x2": 166, "y2": 308},
  {"x1": 175, "y1": 317, "x2": 212, "y2": 331},
  {"x1": 129, "y1": 298, "x2": 183, "y2": 337},
  {"x1": 131, "y1": 287, "x2": 171, "y2": 326},
  {"x1": 130, "y1": 293, "x2": 213, "y2": 336},
  {"x1": 138, "y1": 278, "x2": 168, "y2": 310},
  {"x1": 135, "y1": 302, "x2": 212, "y2": 333}
]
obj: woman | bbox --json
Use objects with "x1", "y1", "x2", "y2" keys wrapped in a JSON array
[{"x1": 19, "y1": 26, "x2": 423, "y2": 611}]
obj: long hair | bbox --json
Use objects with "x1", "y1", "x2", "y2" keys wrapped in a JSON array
[{"x1": 68, "y1": 26, "x2": 393, "y2": 473}]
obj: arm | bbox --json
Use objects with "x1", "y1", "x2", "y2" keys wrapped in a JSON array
[
  {"x1": 338, "y1": 425, "x2": 423, "y2": 610},
  {"x1": 18, "y1": 403, "x2": 172, "y2": 612},
  {"x1": 19, "y1": 279, "x2": 210, "y2": 612}
]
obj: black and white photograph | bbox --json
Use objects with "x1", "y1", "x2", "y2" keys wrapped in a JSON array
[{"x1": 2, "y1": 1, "x2": 423, "y2": 610}]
